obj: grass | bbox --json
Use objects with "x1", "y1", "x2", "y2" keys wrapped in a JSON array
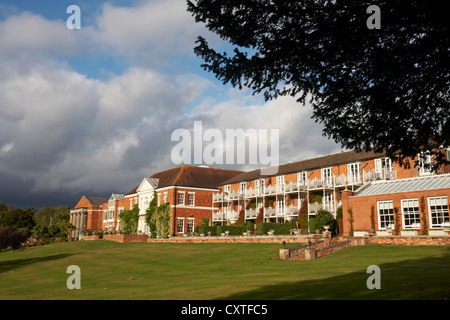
[{"x1": 0, "y1": 241, "x2": 450, "y2": 300}]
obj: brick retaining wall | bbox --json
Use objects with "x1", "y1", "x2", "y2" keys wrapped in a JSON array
[
  {"x1": 102, "y1": 234, "x2": 149, "y2": 243},
  {"x1": 147, "y1": 234, "x2": 324, "y2": 244}
]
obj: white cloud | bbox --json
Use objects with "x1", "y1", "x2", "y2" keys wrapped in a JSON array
[
  {"x1": 0, "y1": 11, "x2": 86, "y2": 60},
  {"x1": 0, "y1": 3, "x2": 341, "y2": 206},
  {"x1": 92, "y1": 0, "x2": 210, "y2": 67}
]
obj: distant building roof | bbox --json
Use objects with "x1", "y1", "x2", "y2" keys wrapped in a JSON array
[
  {"x1": 125, "y1": 166, "x2": 244, "y2": 194},
  {"x1": 353, "y1": 174, "x2": 450, "y2": 197},
  {"x1": 150, "y1": 166, "x2": 244, "y2": 189},
  {"x1": 219, "y1": 149, "x2": 388, "y2": 185},
  {"x1": 85, "y1": 196, "x2": 109, "y2": 205}
]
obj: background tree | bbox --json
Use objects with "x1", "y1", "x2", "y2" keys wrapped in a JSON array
[
  {"x1": 187, "y1": 0, "x2": 449, "y2": 168},
  {"x1": 34, "y1": 206, "x2": 70, "y2": 226},
  {"x1": 0, "y1": 207, "x2": 36, "y2": 236}
]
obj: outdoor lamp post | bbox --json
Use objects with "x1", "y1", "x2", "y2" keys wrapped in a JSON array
[{"x1": 282, "y1": 241, "x2": 286, "y2": 249}]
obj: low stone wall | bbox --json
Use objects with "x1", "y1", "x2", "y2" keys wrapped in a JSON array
[
  {"x1": 279, "y1": 234, "x2": 450, "y2": 261},
  {"x1": 102, "y1": 234, "x2": 149, "y2": 243},
  {"x1": 366, "y1": 236, "x2": 450, "y2": 246},
  {"x1": 84, "y1": 235, "x2": 100, "y2": 241},
  {"x1": 147, "y1": 234, "x2": 323, "y2": 244},
  {"x1": 315, "y1": 240, "x2": 352, "y2": 259}
]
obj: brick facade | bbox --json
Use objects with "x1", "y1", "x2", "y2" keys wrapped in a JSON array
[{"x1": 341, "y1": 175, "x2": 450, "y2": 237}]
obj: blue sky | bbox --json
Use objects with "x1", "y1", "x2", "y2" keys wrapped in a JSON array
[{"x1": 0, "y1": 0, "x2": 341, "y2": 208}]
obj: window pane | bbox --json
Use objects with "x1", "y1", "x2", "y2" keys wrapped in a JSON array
[
  {"x1": 428, "y1": 196, "x2": 449, "y2": 228},
  {"x1": 378, "y1": 200, "x2": 394, "y2": 229},
  {"x1": 402, "y1": 199, "x2": 420, "y2": 228}
]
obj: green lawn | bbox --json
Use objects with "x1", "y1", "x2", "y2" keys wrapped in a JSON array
[{"x1": 0, "y1": 241, "x2": 449, "y2": 300}]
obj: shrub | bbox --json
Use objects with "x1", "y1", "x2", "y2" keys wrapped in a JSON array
[
  {"x1": 244, "y1": 220, "x2": 254, "y2": 232},
  {"x1": 256, "y1": 221, "x2": 296, "y2": 235},
  {"x1": 309, "y1": 209, "x2": 337, "y2": 235},
  {"x1": 217, "y1": 225, "x2": 245, "y2": 235},
  {"x1": 119, "y1": 204, "x2": 139, "y2": 234},
  {"x1": 0, "y1": 227, "x2": 28, "y2": 252},
  {"x1": 195, "y1": 225, "x2": 217, "y2": 236},
  {"x1": 297, "y1": 198, "x2": 308, "y2": 229}
]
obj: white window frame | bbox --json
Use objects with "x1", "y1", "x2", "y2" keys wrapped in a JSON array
[
  {"x1": 276, "y1": 175, "x2": 285, "y2": 193},
  {"x1": 377, "y1": 200, "x2": 394, "y2": 229},
  {"x1": 347, "y1": 163, "x2": 361, "y2": 184},
  {"x1": 321, "y1": 167, "x2": 333, "y2": 186},
  {"x1": 401, "y1": 198, "x2": 421, "y2": 229},
  {"x1": 103, "y1": 209, "x2": 108, "y2": 221},
  {"x1": 428, "y1": 196, "x2": 449, "y2": 229},
  {"x1": 276, "y1": 197, "x2": 285, "y2": 215},
  {"x1": 163, "y1": 192, "x2": 168, "y2": 203},
  {"x1": 323, "y1": 191, "x2": 334, "y2": 212},
  {"x1": 188, "y1": 193, "x2": 195, "y2": 206},
  {"x1": 297, "y1": 172, "x2": 308, "y2": 186},
  {"x1": 187, "y1": 218, "x2": 195, "y2": 233},
  {"x1": 177, "y1": 191, "x2": 185, "y2": 205},
  {"x1": 108, "y1": 209, "x2": 114, "y2": 220},
  {"x1": 239, "y1": 182, "x2": 247, "y2": 195},
  {"x1": 375, "y1": 158, "x2": 393, "y2": 178},
  {"x1": 419, "y1": 152, "x2": 434, "y2": 176},
  {"x1": 177, "y1": 218, "x2": 185, "y2": 234}
]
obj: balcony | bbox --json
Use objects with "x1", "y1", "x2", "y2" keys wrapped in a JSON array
[
  {"x1": 245, "y1": 188, "x2": 256, "y2": 198},
  {"x1": 228, "y1": 191, "x2": 240, "y2": 200},
  {"x1": 264, "y1": 185, "x2": 276, "y2": 195},
  {"x1": 264, "y1": 207, "x2": 276, "y2": 218},
  {"x1": 363, "y1": 169, "x2": 397, "y2": 183},
  {"x1": 212, "y1": 210, "x2": 239, "y2": 223},
  {"x1": 227, "y1": 210, "x2": 239, "y2": 222},
  {"x1": 285, "y1": 205, "x2": 299, "y2": 217},
  {"x1": 245, "y1": 208, "x2": 258, "y2": 219}
]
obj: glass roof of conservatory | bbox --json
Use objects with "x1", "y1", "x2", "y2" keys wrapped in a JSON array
[{"x1": 353, "y1": 174, "x2": 450, "y2": 197}]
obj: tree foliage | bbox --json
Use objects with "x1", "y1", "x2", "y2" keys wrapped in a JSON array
[
  {"x1": 149, "y1": 203, "x2": 172, "y2": 238},
  {"x1": 145, "y1": 192, "x2": 158, "y2": 234},
  {"x1": 119, "y1": 205, "x2": 139, "y2": 234},
  {"x1": 34, "y1": 206, "x2": 70, "y2": 226},
  {"x1": 0, "y1": 227, "x2": 28, "y2": 252},
  {"x1": 0, "y1": 206, "x2": 36, "y2": 235},
  {"x1": 187, "y1": 0, "x2": 449, "y2": 168}
]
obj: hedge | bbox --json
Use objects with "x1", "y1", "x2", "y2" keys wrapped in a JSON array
[
  {"x1": 216, "y1": 225, "x2": 245, "y2": 235},
  {"x1": 256, "y1": 221, "x2": 297, "y2": 235},
  {"x1": 194, "y1": 225, "x2": 217, "y2": 236},
  {"x1": 194, "y1": 225, "x2": 246, "y2": 236}
]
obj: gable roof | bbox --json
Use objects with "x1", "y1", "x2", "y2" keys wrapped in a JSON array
[
  {"x1": 219, "y1": 149, "x2": 388, "y2": 185},
  {"x1": 85, "y1": 196, "x2": 109, "y2": 205},
  {"x1": 150, "y1": 166, "x2": 244, "y2": 189}
]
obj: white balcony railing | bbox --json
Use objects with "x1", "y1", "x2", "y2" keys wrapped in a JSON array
[
  {"x1": 264, "y1": 207, "x2": 276, "y2": 218},
  {"x1": 245, "y1": 209, "x2": 258, "y2": 219},
  {"x1": 227, "y1": 210, "x2": 239, "y2": 222},
  {"x1": 285, "y1": 205, "x2": 299, "y2": 216},
  {"x1": 264, "y1": 185, "x2": 276, "y2": 195},
  {"x1": 245, "y1": 188, "x2": 256, "y2": 198}
]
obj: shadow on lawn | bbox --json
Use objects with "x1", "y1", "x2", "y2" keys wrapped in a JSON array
[
  {"x1": 218, "y1": 247, "x2": 450, "y2": 300},
  {"x1": 0, "y1": 253, "x2": 77, "y2": 274}
]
